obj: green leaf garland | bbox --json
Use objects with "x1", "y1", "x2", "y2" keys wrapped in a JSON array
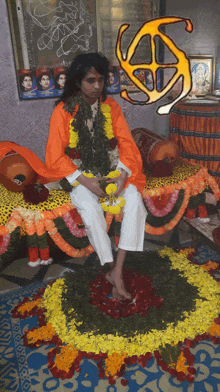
[
  {"x1": 54, "y1": 216, "x2": 90, "y2": 249},
  {"x1": 145, "y1": 189, "x2": 185, "y2": 227}
]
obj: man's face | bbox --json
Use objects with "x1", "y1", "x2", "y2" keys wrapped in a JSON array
[
  {"x1": 40, "y1": 74, "x2": 50, "y2": 90},
  {"x1": 22, "y1": 76, "x2": 32, "y2": 91},
  {"x1": 58, "y1": 73, "x2": 66, "y2": 89},
  {"x1": 79, "y1": 67, "x2": 104, "y2": 105},
  {"x1": 108, "y1": 72, "x2": 115, "y2": 86}
]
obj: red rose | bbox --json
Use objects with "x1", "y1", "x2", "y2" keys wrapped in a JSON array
[
  {"x1": 109, "y1": 137, "x2": 118, "y2": 149},
  {"x1": 69, "y1": 148, "x2": 80, "y2": 160}
]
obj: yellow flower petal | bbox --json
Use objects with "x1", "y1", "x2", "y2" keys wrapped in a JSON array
[
  {"x1": 101, "y1": 104, "x2": 111, "y2": 113},
  {"x1": 106, "y1": 183, "x2": 117, "y2": 195}
]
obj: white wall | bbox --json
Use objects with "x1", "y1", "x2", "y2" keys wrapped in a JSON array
[{"x1": 1, "y1": 0, "x2": 219, "y2": 161}]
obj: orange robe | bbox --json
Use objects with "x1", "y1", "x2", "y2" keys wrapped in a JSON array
[{"x1": 45, "y1": 96, "x2": 146, "y2": 193}]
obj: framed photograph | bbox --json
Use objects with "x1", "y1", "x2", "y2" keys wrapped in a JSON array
[
  {"x1": 119, "y1": 69, "x2": 156, "y2": 93},
  {"x1": 188, "y1": 55, "x2": 214, "y2": 96},
  {"x1": 119, "y1": 68, "x2": 139, "y2": 92},
  {"x1": 107, "y1": 66, "x2": 120, "y2": 94}
]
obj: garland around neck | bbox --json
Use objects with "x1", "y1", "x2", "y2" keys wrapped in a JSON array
[{"x1": 65, "y1": 96, "x2": 119, "y2": 177}]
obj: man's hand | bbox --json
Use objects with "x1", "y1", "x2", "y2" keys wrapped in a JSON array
[
  {"x1": 106, "y1": 170, "x2": 128, "y2": 196},
  {"x1": 77, "y1": 174, "x2": 107, "y2": 197}
]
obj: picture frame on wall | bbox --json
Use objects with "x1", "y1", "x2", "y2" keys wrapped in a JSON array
[
  {"x1": 188, "y1": 55, "x2": 214, "y2": 96},
  {"x1": 215, "y1": 60, "x2": 220, "y2": 89},
  {"x1": 106, "y1": 66, "x2": 120, "y2": 94}
]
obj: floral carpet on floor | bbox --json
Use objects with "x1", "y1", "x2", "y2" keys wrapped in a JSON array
[{"x1": 1, "y1": 245, "x2": 220, "y2": 392}]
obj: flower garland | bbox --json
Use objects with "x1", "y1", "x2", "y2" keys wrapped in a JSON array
[
  {"x1": 70, "y1": 170, "x2": 125, "y2": 215},
  {"x1": 0, "y1": 200, "x2": 121, "y2": 266},
  {"x1": 64, "y1": 99, "x2": 124, "y2": 214},
  {"x1": 144, "y1": 190, "x2": 180, "y2": 217},
  {"x1": 63, "y1": 98, "x2": 124, "y2": 214},
  {"x1": 0, "y1": 233, "x2": 10, "y2": 255},
  {"x1": 66, "y1": 98, "x2": 119, "y2": 177},
  {"x1": 145, "y1": 188, "x2": 191, "y2": 235},
  {"x1": 142, "y1": 161, "x2": 220, "y2": 235},
  {"x1": 62, "y1": 211, "x2": 86, "y2": 238}
]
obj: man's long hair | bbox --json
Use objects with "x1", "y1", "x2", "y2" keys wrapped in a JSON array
[{"x1": 56, "y1": 53, "x2": 110, "y2": 105}]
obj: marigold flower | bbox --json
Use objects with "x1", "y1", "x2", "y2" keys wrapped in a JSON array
[
  {"x1": 106, "y1": 183, "x2": 117, "y2": 195},
  {"x1": 53, "y1": 345, "x2": 78, "y2": 372},
  {"x1": 18, "y1": 298, "x2": 43, "y2": 314},
  {"x1": 105, "y1": 352, "x2": 127, "y2": 377},
  {"x1": 175, "y1": 352, "x2": 188, "y2": 373},
  {"x1": 101, "y1": 104, "x2": 111, "y2": 113},
  {"x1": 107, "y1": 170, "x2": 120, "y2": 179},
  {"x1": 118, "y1": 197, "x2": 125, "y2": 207},
  {"x1": 27, "y1": 323, "x2": 56, "y2": 344},
  {"x1": 101, "y1": 203, "x2": 109, "y2": 212},
  {"x1": 109, "y1": 205, "x2": 121, "y2": 214},
  {"x1": 83, "y1": 173, "x2": 94, "y2": 178}
]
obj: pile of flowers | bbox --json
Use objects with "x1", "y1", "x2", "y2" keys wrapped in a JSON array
[
  {"x1": 89, "y1": 269, "x2": 163, "y2": 319},
  {"x1": 11, "y1": 248, "x2": 220, "y2": 386}
]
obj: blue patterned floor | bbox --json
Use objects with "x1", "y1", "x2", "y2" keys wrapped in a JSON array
[{"x1": 1, "y1": 247, "x2": 220, "y2": 392}]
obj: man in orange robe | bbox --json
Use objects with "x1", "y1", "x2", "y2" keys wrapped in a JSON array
[{"x1": 45, "y1": 53, "x2": 147, "y2": 300}]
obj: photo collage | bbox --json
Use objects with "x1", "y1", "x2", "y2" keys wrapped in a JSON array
[
  {"x1": 18, "y1": 68, "x2": 67, "y2": 99},
  {"x1": 18, "y1": 66, "x2": 162, "y2": 100}
]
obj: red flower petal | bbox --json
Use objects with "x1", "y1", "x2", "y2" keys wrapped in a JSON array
[
  {"x1": 186, "y1": 374, "x2": 195, "y2": 383},
  {"x1": 187, "y1": 367, "x2": 196, "y2": 375},
  {"x1": 121, "y1": 379, "x2": 128, "y2": 386},
  {"x1": 109, "y1": 137, "x2": 118, "y2": 149},
  {"x1": 108, "y1": 376, "x2": 116, "y2": 385},
  {"x1": 184, "y1": 338, "x2": 195, "y2": 347},
  {"x1": 145, "y1": 352, "x2": 153, "y2": 361},
  {"x1": 177, "y1": 371, "x2": 186, "y2": 381},
  {"x1": 168, "y1": 368, "x2": 176, "y2": 377}
]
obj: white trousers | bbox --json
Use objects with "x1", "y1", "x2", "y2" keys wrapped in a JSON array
[{"x1": 70, "y1": 184, "x2": 147, "y2": 265}]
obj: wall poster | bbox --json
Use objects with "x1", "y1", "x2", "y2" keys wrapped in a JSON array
[{"x1": 6, "y1": 0, "x2": 98, "y2": 99}]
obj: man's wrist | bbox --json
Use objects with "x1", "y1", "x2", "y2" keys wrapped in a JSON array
[{"x1": 120, "y1": 169, "x2": 128, "y2": 178}]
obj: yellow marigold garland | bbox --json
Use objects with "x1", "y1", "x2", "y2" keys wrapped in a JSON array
[
  {"x1": 68, "y1": 103, "x2": 114, "y2": 149},
  {"x1": 70, "y1": 170, "x2": 125, "y2": 215}
]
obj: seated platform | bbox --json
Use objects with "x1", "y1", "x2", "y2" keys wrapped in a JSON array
[{"x1": 0, "y1": 157, "x2": 219, "y2": 269}]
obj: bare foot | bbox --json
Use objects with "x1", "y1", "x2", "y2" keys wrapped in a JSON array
[
  {"x1": 112, "y1": 287, "x2": 124, "y2": 301},
  {"x1": 105, "y1": 271, "x2": 114, "y2": 285},
  {"x1": 106, "y1": 269, "x2": 132, "y2": 300}
]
